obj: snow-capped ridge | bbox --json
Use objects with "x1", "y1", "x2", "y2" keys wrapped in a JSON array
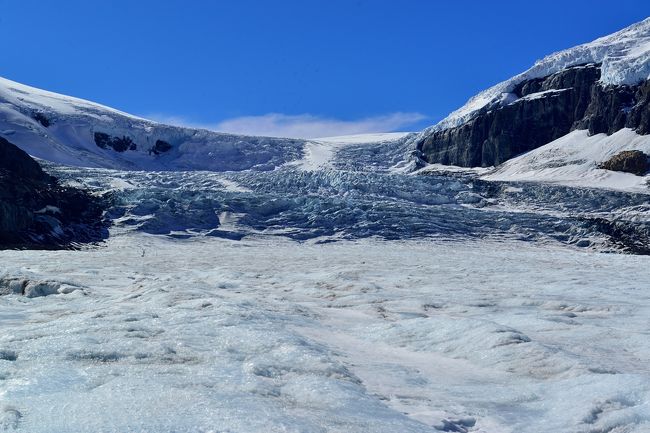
[
  {"x1": 0, "y1": 75, "x2": 416, "y2": 172},
  {"x1": 0, "y1": 75, "x2": 308, "y2": 171},
  {"x1": 422, "y1": 17, "x2": 650, "y2": 135},
  {"x1": 0, "y1": 75, "x2": 142, "y2": 120}
]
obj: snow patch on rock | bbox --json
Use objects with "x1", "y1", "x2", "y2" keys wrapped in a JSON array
[{"x1": 483, "y1": 128, "x2": 650, "y2": 192}]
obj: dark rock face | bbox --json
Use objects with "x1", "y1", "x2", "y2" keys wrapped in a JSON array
[
  {"x1": 0, "y1": 136, "x2": 108, "y2": 248},
  {"x1": 598, "y1": 150, "x2": 650, "y2": 175},
  {"x1": 0, "y1": 137, "x2": 54, "y2": 182},
  {"x1": 416, "y1": 64, "x2": 650, "y2": 167},
  {"x1": 151, "y1": 139, "x2": 173, "y2": 155},
  {"x1": 31, "y1": 111, "x2": 51, "y2": 128},
  {"x1": 94, "y1": 132, "x2": 137, "y2": 152}
]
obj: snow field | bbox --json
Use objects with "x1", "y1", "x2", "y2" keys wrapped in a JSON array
[{"x1": 1, "y1": 234, "x2": 650, "y2": 432}]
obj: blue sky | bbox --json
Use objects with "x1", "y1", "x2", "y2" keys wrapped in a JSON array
[{"x1": 1, "y1": 1, "x2": 648, "y2": 137}]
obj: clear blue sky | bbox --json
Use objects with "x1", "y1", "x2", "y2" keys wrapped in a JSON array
[{"x1": 1, "y1": 1, "x2": 648, "y2": 137}]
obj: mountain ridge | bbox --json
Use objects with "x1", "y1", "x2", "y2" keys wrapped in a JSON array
[
  {"x1": 411, "y1": 17, "x2": 650, "y2": 169},
  {"x1": 0, "y1": 75, "x2": 306, "y2": 171},
  {"x1": 420, "y1": 17, "x2": 650, "y2": 135},
  {"x1": 1, "y1": 18, "x2": 649, "y2": 180}
]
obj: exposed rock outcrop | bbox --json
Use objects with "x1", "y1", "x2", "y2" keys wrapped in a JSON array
[
  {"x1": 151, "y1": 139, "x2": 172, "y2": 155},
  {"x1": 598, "y1": 150, "x2": 650, "y2": 175},
  {"x1": 416, "y1": 64, "x2": 650, "y2": 167},
  {"x1": 94, "y1": 132, "x2": 137, "y2": 152},
  {"x1": 0, "y1": 136, "x2": 108, "y2": 248},
  {"x1": 0, "y1": 136, "x2": 54, "y2": 182},
  {"x1": 31, "y1": 111, "x2": 51, "y2": 127}
]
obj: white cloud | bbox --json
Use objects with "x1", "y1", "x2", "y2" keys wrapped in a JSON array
[{"x1": 146, "y1": 112, "x2": 427, "y2": 139}]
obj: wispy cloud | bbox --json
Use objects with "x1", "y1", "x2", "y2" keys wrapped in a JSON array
[{"x1": 146, "y1": 112, "x2": 427, "y2": 139}]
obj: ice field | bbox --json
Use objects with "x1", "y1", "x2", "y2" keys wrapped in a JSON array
[
  {"x1": 2, "y1": 132, "x2": 650, "y2": 432},
  {"x1": 2, "y1": 234, "x2": 650, "y2": 432},
  {"x1": 3, "y1": 26, "x2": 650, "y2": 427}
]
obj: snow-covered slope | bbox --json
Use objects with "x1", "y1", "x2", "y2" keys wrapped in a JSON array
[
  {"x1": 0, "y1": 76, "x2": 306, "y2": 171},
  {"x1": 295, "y1": 133, "x2": 412, "y2": 170},
  {"x1": 409, "y1": 17, "x2": 650, "y2": 192},
  {"x1": 482, "y1": 129, "x2": 650, "y2": 192},
  {"x1": 420, "y1": 17, "x2": 650, "y2": 135}
]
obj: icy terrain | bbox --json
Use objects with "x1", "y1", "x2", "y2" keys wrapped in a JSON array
[
  {"x1": 2, "y1": 16, "x2": 650, "y2": 433},
  {"x1": 0, "y1": 76, "x2": 306, "y2": 171},
  {"x1": 2, "y1": 234, "x2": 650, "y2": 433},
  {"x1": 482, "y1": 129, "x2": 650, "y2": 192},
  {"x1": 1, "y1": 129, "x2": 650, "y2": 432}
]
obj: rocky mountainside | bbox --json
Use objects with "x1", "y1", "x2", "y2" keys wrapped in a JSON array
[
  {"x1": 416, "y1": 64, "x2": 650, "y2": 166},
  {"x1": 0, "y1": 136, "x2": 107, "y2": 248},
  {"x1": 413, "y1": 18, "x2": 650, "y2": 168}
]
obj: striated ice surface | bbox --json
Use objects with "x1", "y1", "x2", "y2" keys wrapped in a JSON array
[{"x1": 1, "y1": 234, "x2": 650, "y2": 432}]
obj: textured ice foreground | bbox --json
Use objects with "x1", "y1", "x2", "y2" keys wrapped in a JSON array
[
  {"x1": 1, "y1": 234, "x2": 650, "y2": 433},
  {"x1": 1, "y1": 128, "x2": 649, "y2": 432}
]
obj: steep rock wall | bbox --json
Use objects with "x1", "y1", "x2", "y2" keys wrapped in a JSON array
[
  {"x1": 0, "y1": 137, "x2": 107, "y2": 248},
  {"x1": 416, "y1": 64, "x2": 650, "y2": 167}
]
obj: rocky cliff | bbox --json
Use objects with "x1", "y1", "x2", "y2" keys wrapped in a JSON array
[
  {"x1": 0, "y1": 136, "x2": 107, "y2": 248},
  {"x1": 415, "y1": 64, "x2": 650, "y2": 167}
]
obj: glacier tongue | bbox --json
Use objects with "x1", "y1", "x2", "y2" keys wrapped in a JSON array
[
  {"x1": 2, "y1": 102, "x2": 650, "y2": 433},
  {"x1": 1, "y1": 17, "x2": 650, "y2": 433},
  {"x1": 43, "y1": 142, "x2": 650, "y2": 254}
]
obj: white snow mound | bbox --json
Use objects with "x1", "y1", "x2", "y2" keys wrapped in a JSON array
[{"x1": 482, "y1": 128, "x2": 650, "y2": 192}]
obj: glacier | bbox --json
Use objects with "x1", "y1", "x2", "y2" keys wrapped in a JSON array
[
  {"x1": 1, "y1": 232, "x2": 650, "y2": 432},
  {"x1": 2, "y1": 16, "x2": 650, "y2": 433},
  {"x1": 1, "y1": 131, "x2": 650, "y2": 432}
]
